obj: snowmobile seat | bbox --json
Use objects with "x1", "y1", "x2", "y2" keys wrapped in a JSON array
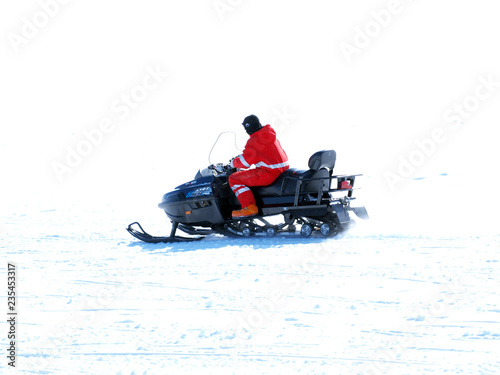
[
  {"x1": 252, "y1": 169, "x2": 312, "y2": 197},
  {"x1": 252, "y1": 150, "x2": 337, "y2": 198}
]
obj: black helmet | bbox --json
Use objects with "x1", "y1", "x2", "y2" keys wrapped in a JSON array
[{"x1": 242, "y1": 114, "x2": 262, "y2": 135}]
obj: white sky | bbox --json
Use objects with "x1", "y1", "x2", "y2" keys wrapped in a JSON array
[{"x1": 1, "y1": 0, "x2": 499, "y2": 229}]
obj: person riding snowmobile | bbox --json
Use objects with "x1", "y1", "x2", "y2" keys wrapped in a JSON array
[{"x1": 229, "y1": 115, "x2": 289, "y2": 218}]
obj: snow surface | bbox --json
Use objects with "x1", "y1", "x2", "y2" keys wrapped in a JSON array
[
  {"x1": 2, "y1": 174, "x2": 500, "y2": 374},
  {"x1": 2, "y1": 0, "x2": 500, "y2": 374}
]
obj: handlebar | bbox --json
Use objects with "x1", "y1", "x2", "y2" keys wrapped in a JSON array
[{"x1": 208, "y1": 163, "x2": 235, "y2": 175}]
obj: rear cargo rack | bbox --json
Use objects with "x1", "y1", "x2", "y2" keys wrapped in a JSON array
[{"x1": 281, "y1": 174, "x2": 362, "y2": 206}]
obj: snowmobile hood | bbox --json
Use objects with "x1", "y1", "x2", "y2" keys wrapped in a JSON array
[{"x1": 175, "y1": 176, "x2": 213, "y2": 190}]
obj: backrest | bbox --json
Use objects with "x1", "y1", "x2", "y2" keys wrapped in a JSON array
[
  {"x1": 308, "y1": 150, "x2": 336, "y2": 172},
  {"x1": 305, "y1": 150, "x2": 336, "y2": 192}
]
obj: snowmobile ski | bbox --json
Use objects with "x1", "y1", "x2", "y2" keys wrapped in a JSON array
[{"x1": 127, "y1": 222, "x2": 204, "y2": 244}]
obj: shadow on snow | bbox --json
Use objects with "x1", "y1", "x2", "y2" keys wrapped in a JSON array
[{"x1": 126, "y1": 234, "x2": 336, "y2": 253}]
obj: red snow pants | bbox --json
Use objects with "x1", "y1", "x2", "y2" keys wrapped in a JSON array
[{"x1": 228, "y1": 168, "x2": 282, "y2": 208}]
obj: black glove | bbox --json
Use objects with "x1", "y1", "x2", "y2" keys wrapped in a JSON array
[{"x1": 229, "y1": 157, "x2": 236, "y2": 168}]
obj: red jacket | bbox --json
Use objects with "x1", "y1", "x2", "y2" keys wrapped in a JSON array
[{"x1": 232, "y1": 125, "x2": 289, "y2": 173}]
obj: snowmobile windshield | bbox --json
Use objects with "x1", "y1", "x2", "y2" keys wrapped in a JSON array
[{"x1": 208, "y1": 131, "x2": 243, "y2": 166}]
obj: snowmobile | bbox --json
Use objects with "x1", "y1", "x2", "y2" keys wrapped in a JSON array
[{"x1": 127, "y1": 139, "x2": 368, "y2": 243}]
